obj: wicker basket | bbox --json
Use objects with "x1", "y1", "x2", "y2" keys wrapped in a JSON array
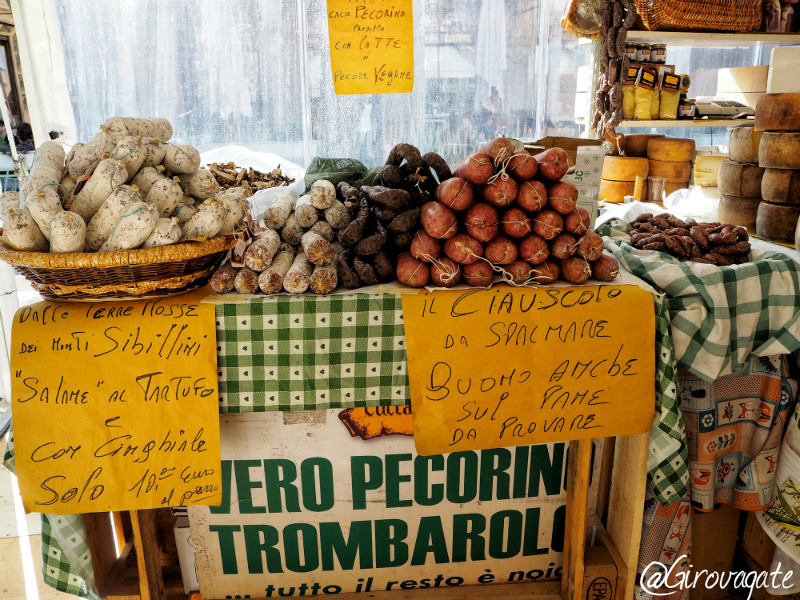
[
  {"x1": 633, "y1": 0, "x2": 762, "y2": 31},
  {"x1": 0, "y1": 236, "x2": 230, "y2": 302}
]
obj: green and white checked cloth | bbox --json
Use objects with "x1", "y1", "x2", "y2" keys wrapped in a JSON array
[
  {"x1": 213, "y1": 293, "x2": 409, "y2": 411},
  {"x1": 600, "y1": 219, "x2": 800, "y2": 382},
  {"x1": 3, "y1": 434, "x2": 100, "y2": 600}
]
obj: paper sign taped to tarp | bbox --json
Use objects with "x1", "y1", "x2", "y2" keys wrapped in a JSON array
[
  {"x1": 402, "y1": 284, "x2": 655, "y2": 456},
  {"x1": 11, "y1": 289, "x2": 221, "y2": 514},
  {"x1": 189, "y1": 410, "x2": 567, "y2": 599},
  {"x1": 326, "y1": 0, "x2": 414, "y2": 94}
]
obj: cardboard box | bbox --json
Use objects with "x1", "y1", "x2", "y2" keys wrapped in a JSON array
[
  {"x1": 527, "y1": 136, "x2": 603, "y2": 167},
  {"x1": 718, "y1": 66, "x2": 769, "y2": 94}
]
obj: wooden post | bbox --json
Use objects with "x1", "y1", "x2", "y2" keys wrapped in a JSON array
[
  {"x1": 563, "y1": 439, "x2": 594, "y2": 600},
  {"x1": 606, "y1": 432, "x2": 649, "y2": 600},
  {"x1": 130, "y1": 510, "x2": 165, "y2": 600}
]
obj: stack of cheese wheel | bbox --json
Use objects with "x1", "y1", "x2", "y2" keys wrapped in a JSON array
[
  {"x1": 599, "y1": 155, "x2": 649, "y2": 203},
  {"x1": 717, "y1": 126, "x2": 764, "y2": 233},
  {"x1": 647, "y1": 137, "x2": 695, "y2": 199},
  {"x1": 621, "y1": 134, "x2": 665, "y2": 158},
  {"x1": 754, "y1": 94, "x2": 800, "y2": 244}
]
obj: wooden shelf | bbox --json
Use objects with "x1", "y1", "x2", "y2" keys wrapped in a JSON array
[
  {"x1": 619, "y1": 119, "x2": 752, "y2": 128},
  {"x1": 627, "y1": 30, "x2": 800, "y2": 45}
]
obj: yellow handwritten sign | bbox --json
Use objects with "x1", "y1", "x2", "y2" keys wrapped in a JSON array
[
  {"x1": 402, "y1": 284, "x2": 656, "y2": 456},
  {"x1": 11, "y1": 290, "x2": 222, "y2": 514},
  {"x1": 326, "y1": 0, "x2": 414, "y2": 94}
]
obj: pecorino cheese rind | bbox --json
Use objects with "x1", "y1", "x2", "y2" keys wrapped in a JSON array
[
  {"x1": 718, "y1": 160, "x2": 765, "y2": 197},
  {"x1": 761, "y1": 168, "x2": 800, "y2": 205},
  {"x1": 718, "y1": 194, "x2": 761, "y2": 233},
  {"x1": 599, "y1": 178, "x2": 647, "y2": 203},
  {"x1": 756, "y1": 201, "x2": 800, "y2": 242},
  {"x1": 758, "y1": 132, "x2": 800, "y2": 170},
  {"x1": 754, "y1": 93, "x2": 800, "y2": 132},
  {"x1": 648, "y1": 159, "x2": 692, "y2": 183},
  {"x1": 647, "y1": 138, "x2": 696, "y2": 162},
  {"x1": 729, "y1": 127, "x2": 762, "y2": 164},
  {"x1": 623, "y1": 134, "x2": 665, "y2": 157},
  {"x1": 601, "y1": 156, "x2": 650, "y2": 182}
]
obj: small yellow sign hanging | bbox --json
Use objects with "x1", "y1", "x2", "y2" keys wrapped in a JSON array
[
  {"x1": 326, "y1": 0, "x2": 414, "y2": 95},
  {"x1": 402, "y1": 284, "x2": 656, "y2": 456}
]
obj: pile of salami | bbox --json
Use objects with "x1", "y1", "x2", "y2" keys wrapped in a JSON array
[
  {"x1": 397, "y1": 137, "x2": 620, "y2": 288},
  {"x1": 209, "y1": 143, "x2": 453, "y2": 295}
]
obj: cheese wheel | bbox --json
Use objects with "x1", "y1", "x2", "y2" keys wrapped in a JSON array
[
  {"x1": 759, "y1": 132, "x2": 800, "y2": 170},
  {"x1": 601, "y1": 156, "x2": 650, "y2": 182},
  {"x1": 693, "y1": 156, "x2": 728, "y2": 187},
  {"x1": 623, "y1": 134, "x2": 665, "y2": 157},
  {"x1": 718, "y1": 194, "x2": 761, "y2": 233},
  {"x1": 665, "y1": 182, "x2": 689, "y2": 196},
  {"x1": 648, "y1": 160, "x2": 692, "y2": 183},
  {"x1": 756, "y1": 201, "x2": 800, "y2": 243},
  {"x1": 647, "y1": 138, "x2": 696, "y2": 162},
  {"x1": 599, "y1": 179, "x2": 647, "y2": 203},
  {"x1": 754, "y1": 94, "x2": 800, "y2": 132},
  {"x1": 762, "y1": 168, "x2": 800, "y2": 205},
  {"x1": 718, "y1": 160, "x2": 765, "y2": 197},
  {"x1": 729, "y1": 127, "x2": 762, "y2": 164}
]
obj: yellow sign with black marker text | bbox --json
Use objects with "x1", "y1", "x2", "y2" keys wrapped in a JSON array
[
  {"x1": 402, "y1": 284, "x2": 656, "y2": 456},
  {"x1": 11, "y1": 289, "x2": 221, "y2": 514},
  {"x1": 326, "y1": 0, "x2": 414, "y2": 94}
]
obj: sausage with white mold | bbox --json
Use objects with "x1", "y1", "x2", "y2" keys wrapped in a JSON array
[
  {"x1": 85, "y1": 185, "x2": 145, "y2": 252},
  {"x1": 110, "y1": 136, "x2": 147, "y2": 181},
  {"x1": 3, "y1": 208, "x2": 50, "y2": 251},
  {"x1": 163, "y1": 144, "x2": 201, "y2": 174},
  {"x1": 179, "y1": 198, "x2": 226, "y2": 240},
  {"x1": 146, "y1": 177, "x2": 185, "y2": 218},
  {"x1": 258, "y1": 249, "x2": 295, "y2": 294},
  {"x1": 49, "y1": 212, "x2": 86, "y2": 253},
  {"x1": 101, "y1": 201, "x2": 159, "y2": 252},
  {"x1": 131, "y1": 166, "x2": 166, "y2": 196},
  {"x1": 69, "y1": 159, "x2": 128, "y2": 222},
  {"x1": 26, "y1": 188, "x2": 63, "y2": 240},
  {"x1": 177, "y1": 169, "x2": 219, "y2": 200},
  {"x1": 140, "y1": 217, "x2": 182, "y2": 248}
]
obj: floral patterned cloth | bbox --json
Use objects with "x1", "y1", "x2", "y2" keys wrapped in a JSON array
[{"x1": 681, "y1": 356, "x2": 797, "y2": 511}]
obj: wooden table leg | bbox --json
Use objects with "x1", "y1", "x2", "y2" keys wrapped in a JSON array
[
  {"x1": 130, "y1": 509, "x2": 165, "y2": 600},
  {"x1": 562, "y1": 438, "x2": 593, "y2": 600}
]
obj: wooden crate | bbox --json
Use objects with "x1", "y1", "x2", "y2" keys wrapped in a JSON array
[{"x1": 80, "y1": 433, "x2": 648, "y2": 600}]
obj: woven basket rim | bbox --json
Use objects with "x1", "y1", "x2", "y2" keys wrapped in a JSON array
[{"x1": 0, "y1": 236, "x2": 231, "y2": 270}]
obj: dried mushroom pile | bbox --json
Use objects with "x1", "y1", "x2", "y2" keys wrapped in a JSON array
[
  {"x1": 4, "y1": 117, "x2": 248, "y2": 254},
  {"x1": 208, "y1": 162, "x2": 294, "y2": 194},
  {"x1": 629, "y1": 213, "x2": 752, "y2": 266}
]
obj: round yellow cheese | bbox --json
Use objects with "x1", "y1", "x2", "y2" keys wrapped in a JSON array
[
  {"x1": 601, "y1": 156, "x2": 650, "y2": 182},
  {"x1": 647, "y1": 138, "x2": 696, "y2": 162},
  {"x1": 599, "y1": 178, "x2": 648, "y2": 203},
  {"x1": 762, "y1": 168, "x2": 800, "y2": 205},
  {"x1": 718, "y1": 160, "x2": 765, "y2": 197},
  {"x1": 754, "y1": 94, "x2": 800, "y2": 132},
  {"x1": 729, "y1": 127, "x2": 762, "y2": 164},
  {"x1": 623, "y1": 134, "x2": 665, "y2": 157},
  {"x1": 756, "y1": 201, "x2": 800, "y2": 243},
  {"x1": 718, "y1": 194, "x2": 761, "y2": 233},
  {"x1": 759, "y1": 132, "x2": 800, "y2": 170},
  {"x1": 648, "y1": 159, "x2": 692, "y2": 183}
]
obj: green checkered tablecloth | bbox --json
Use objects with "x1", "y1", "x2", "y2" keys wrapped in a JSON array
[
  {"x1": 599, "y1": 219, "x2": 800, "y2": 383},
  {"x1": 214, "y1": 293, "x2": 410, "y2": 411}
]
